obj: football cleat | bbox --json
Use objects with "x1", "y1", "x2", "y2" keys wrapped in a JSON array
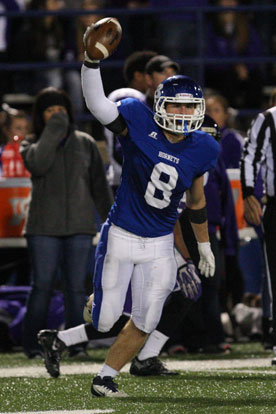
[
  {"x1": 272, "y1": 346, "x2": 276, "y2": 366},
  {"x1": 129, "y1": 356, "x2": 178, "y2": 376},
  {"x1": 271, "y1": 357, "x2": 276, "y2": 366},
  {"x1": 91, "y1": 376, "x2": 127, "y2": 398},
  {"x1": 37, "y1": 330, "x2": 66, "y2": 378}
]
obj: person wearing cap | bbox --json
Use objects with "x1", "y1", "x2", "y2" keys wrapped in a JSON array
[
  {"x1": 123, "y1": 50, "x2": 158, "y2": 94},
  {"x1": 145, "y1": 55, "x2": 180, "y2": 108},
  {"x1": 20, "y1": 86, "x2": 113, "y2": 359}
]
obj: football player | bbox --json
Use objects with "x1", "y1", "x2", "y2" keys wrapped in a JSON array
[
  {"x1": 78, "y1": 40, "x2": 219, "y2": 396},
  {"x1": 41, "y1": 35, "x2": 219, "y2": 398},
  {"x1": 38, "y1": 87, "x2": 203, "y2": 381}
]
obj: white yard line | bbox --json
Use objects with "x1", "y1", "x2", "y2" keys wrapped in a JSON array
[
  {"x1": 0, "y1": 411, "x2": 114, "y2": 414},
  {"x1": 0, "y1": 358, "x2": 275, "y2": 378}
]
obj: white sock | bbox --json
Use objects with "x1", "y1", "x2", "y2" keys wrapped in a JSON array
[
  {"x1": 57, "y1": 324, "x2": 88, "y2": 347},
  {"x1": 137, "y1": 330, "x2": 169, "y2": 361},
  {"x1": 99, "y1": 364, "x2": 118, "y2": 379},
  {"x1": 273, "y1": 346, "x2": 276, "y2": 356}
]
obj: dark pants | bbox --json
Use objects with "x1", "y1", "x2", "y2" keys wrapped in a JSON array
[
  {"x1": 178, "y1": 211, "x2": 225, "y2": 346},
  {"x1": 22, "y1": 235, "x2": 92, "y2": 356},
  {"x1": 262, "y1": 200, "x2": 276, "y2": 345},
  {"x1": 163, "y1": 232, "x2": 225, "y2": 350}
]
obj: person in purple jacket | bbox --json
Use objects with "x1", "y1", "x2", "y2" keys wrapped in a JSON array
[
  {"x1": 206, "y1": 94, "x2": 244, "y2": 168},
  {"x1": 204, "y1": 138, "x2": 244, "y2": 321},
  {"x1": 0, "y1": 286, "x2": 64, "y2": 351},
  {"x1": 177, "y1": 114, "x2": 241, "y2": 352},
  {"x1": 206, "y1": 93, "x2": 270, "y2": 345}
]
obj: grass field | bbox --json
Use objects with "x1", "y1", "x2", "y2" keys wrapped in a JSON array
[{"x1": 1, "y1": 343, "x2": 276, "y2": 414}]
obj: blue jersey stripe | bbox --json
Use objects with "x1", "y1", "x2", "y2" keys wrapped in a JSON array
[{"x1": 92, "y1": 219, "x2": 111, "y2": 329}]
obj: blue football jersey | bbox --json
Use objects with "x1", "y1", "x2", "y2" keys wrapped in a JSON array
[{"x1": 108, "y1": 98, "x2": 219, "y2": 237}]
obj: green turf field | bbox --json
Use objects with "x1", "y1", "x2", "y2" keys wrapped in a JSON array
[{"x1": 1, "y1": 343, "x2": 276, "y2": 414}]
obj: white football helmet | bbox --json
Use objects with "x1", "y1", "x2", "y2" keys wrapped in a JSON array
[{"x1": 154, "y1": 75, "x2": 205, "y2": 134}]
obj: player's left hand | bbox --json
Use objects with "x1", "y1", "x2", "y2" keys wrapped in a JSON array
[
  {"x1": 177, "y1": 260, "x2": 202, "y2": 301},
  {"x1": 197, "y1": 241, "x2": 215, "y2": 277}
]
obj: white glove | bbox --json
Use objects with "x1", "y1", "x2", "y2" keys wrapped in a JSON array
[{"x1": 197, "y1": 241, "x2": 215, "y2": 277}]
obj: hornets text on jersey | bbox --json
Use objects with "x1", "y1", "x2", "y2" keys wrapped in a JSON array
[{"x1": 108, "y1": 98, "x2": 219, "y2": 237}]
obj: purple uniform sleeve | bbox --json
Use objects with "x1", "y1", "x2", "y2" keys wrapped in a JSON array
[{"x1": 205, "y1": 155, "x2": 239, "y2": 254}]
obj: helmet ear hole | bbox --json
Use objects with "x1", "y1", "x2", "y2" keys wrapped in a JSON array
[{"x1": 154, "y1": 75, "x2": 205, "y2": 134}]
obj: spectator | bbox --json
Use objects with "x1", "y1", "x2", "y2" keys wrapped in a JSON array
[
  {"x1": 0, "y1": 286, "x2": 65, "y2": 352},
  {"x1": 205, "y1": 0, "x2": 264, "y2": 109},
  {"x1": 20, "y1": 86, "x2": 113, "y2": 358},
  {"x1": 0, "y1": 104, "x2": 30, "y2": 145},
  {"x1": 206, "y1": 94, "x2": 244, "y2": 168},
  {"x1": 0, "y1": 0, "x2": 24, "y2": 103},
  {"x1": 123, "y1": 50, "x2": 157, "y2": 93},
  {"x1": 173, "y1": 115, "x2": 238, "y2": 353},
  {"x1": 0, "y1": 105, "x2": 30, "y2": 287},
  {"x1": 144, "y1": 54, "x2": 180, "y2": 108},
  {"x1": 0, "y1": 104, "x2": 30, "y2": 177},
  {"x1": 12, "y1": 0, "x2": 84, "y2": 114},
  {"x1": 207, "y1": 91, "x2": 264, "y2": 318}
]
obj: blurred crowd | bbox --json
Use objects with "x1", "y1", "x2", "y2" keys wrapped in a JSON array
[
  {"x1": 0, "y1": 0, "x2": 275, "y2": 357},
  {"x1": 1, "y1": 0, "x2": 276, "y2": 117}
]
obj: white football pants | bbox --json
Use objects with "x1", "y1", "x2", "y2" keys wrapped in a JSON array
[{"x1": 92, "y1": 222, "x2": 177, "y2": 333}]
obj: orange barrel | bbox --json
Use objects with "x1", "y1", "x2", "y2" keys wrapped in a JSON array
[
  {"x1": 0, "y1": 178, "x2": 31, "y2": 237},
  {"x1": 226, "y1": 168, "x2": 247, "y2": 230}
]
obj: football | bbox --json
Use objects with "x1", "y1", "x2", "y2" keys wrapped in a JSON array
[{"x1": 84, "y1": 17, "x2": 122, "y2": 61}]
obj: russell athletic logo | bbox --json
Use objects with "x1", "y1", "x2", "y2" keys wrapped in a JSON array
[{"x1": 149, "y1": 131, "x2": 158, "y2": 139}]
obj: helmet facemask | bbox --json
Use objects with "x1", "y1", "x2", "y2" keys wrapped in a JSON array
[{"x1": 154, "y1": 95, "x2": 205, "y2": 135}]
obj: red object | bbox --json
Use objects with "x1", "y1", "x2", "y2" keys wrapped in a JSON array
[
  {"x1": 1, "y1": 137, "x2": 30, "y2": 178},
  {"x1": 0, "y1": 178, "x2": 31, "y2": 237}
]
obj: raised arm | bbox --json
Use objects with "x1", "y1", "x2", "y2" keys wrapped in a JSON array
[
  {"x1": 81, "y1": 19, "x2": 127, "y2": 136},
  {"x1": 81, "y1": 65, "x2": 127, "y2": 136}
]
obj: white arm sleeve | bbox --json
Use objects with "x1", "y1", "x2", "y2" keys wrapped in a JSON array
[{"x1": 81, "y1": 65, "x2": 120, "y2": 126}]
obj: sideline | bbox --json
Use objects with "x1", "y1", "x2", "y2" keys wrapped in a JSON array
[
  {"x1": 0, "y1": 411, "x2": 114, "y2": 414},
  {"x1": 0, "y1": 358, "x2": 274, "y2": 378}
]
